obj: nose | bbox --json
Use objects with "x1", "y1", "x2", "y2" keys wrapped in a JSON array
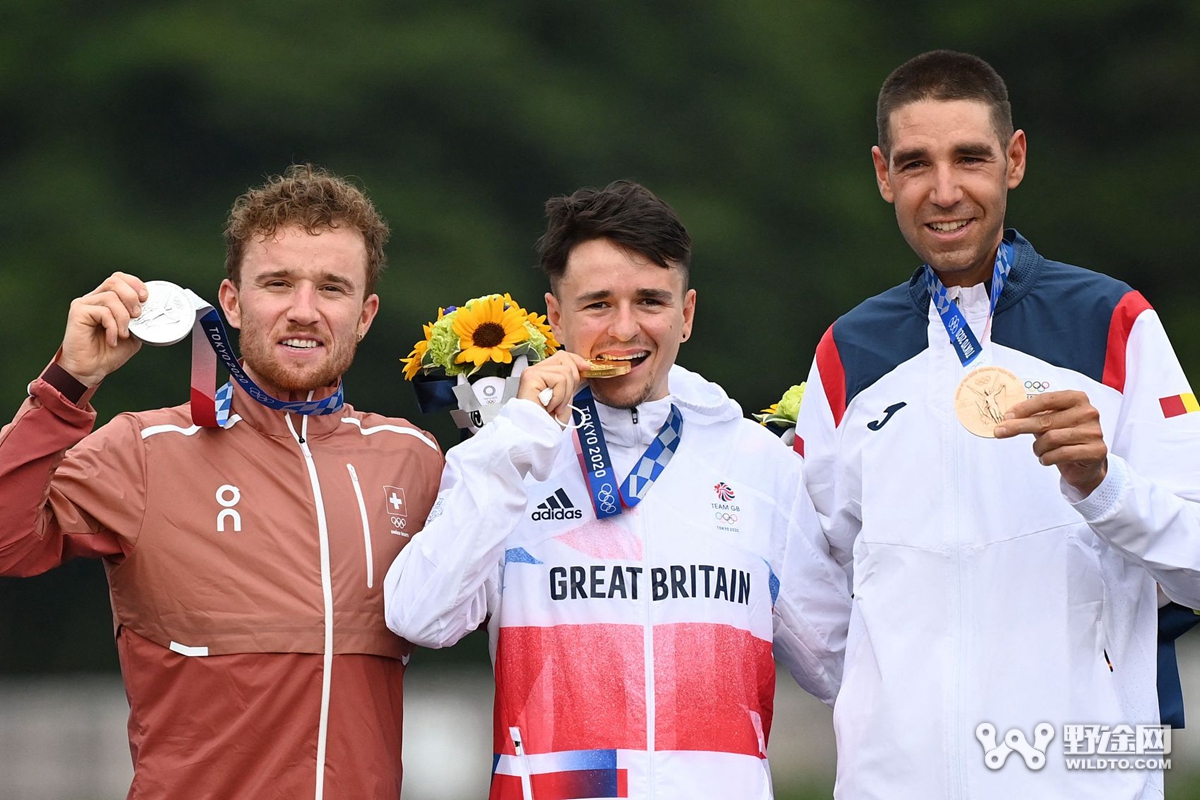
[
  {"x1": 607, "y1": 303, "x2": 639, "y2": 342},
  {"x1": 286, "y1": 284, "x2": 320, "y2": 326},
  {"x1": 929, "y1": 163, "x2": 963, "y2": 208}
]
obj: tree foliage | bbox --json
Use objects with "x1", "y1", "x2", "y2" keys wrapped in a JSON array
[{"x1": 2, "y1": 1, "x2": 1198, "y2": 672}]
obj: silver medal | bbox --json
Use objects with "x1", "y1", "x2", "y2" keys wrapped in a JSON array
[{"x1": 129, "y1": 280, "x2": 195, "y2": 346}]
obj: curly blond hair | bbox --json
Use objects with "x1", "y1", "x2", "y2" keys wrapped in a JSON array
[{"x1": 224, "y1": 164, "x2": 389, "y2": 295}]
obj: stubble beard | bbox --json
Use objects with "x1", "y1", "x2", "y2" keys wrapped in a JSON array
[{"x1": 237, "y1": 320, "x2": 357, "y2": 396}]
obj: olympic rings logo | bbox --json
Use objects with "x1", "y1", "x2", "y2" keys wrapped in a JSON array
[
  {"x1": 391, "y1": 516, "x2": 407, "y2": 528},
  {"x1": 597, "y1": 484, "x2": 618, "y2": 514},
  {"x1": 1024, "y1": 380, "x2": 1051, "y2": 392},
  {"x1": 714, "y1": 512, "x2": 739, "y2": 524}
]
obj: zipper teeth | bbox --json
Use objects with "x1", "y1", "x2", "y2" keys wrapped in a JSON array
[
  {"x1": 288, "y1": 413, "x2": 334, "y2": 800},
  {"x1": 346, "y1": 464, "x2": 373, "y2": 589}
]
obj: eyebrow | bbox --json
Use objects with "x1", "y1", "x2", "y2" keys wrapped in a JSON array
[
  {"x1": 256, "y1": 269, "x2": 356, "y2": 289},
  {"x1": 891, "y1": 141, "x2": 998, "y2": 167},
  {"x1": 574, "y1": 287, "x2": 676, "y2": 304}
]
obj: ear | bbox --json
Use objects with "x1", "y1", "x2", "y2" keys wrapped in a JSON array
[
  {"x1": 871, "y1": 146, "x2": 895, "y2": 203},
  {"x1": 1006, "y1": 129, "x2": 1027, "y2": 190},
  {"x1": 680, "y1": 289, "x2": 696, "y2": 342},
  {"x1": 218, "y1": 278, "x2": 242, "y2": 329},
  {"x1": 357, "y1": 293, "x2": 380, "y2": 340},
  {"x1": 545, "y1": 291, "x2": 564, "y2": 347}
]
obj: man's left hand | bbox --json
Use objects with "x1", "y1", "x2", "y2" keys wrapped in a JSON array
[{"x1": 994, "y1": 390, "x2": 1108, "y2": 496}]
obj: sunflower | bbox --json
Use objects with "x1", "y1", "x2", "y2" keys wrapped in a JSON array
[
  {"x1": 400, "y1": 316, "x2": 441, "y2": 380},
  {"x1": 453, "y1": 295, "x2": 527, "y2": 369},
  {"x1": 757, "y1": 402, "x2": 780, "y2": 424},
  {"x1": 525, "y1": 310, "x2": 560, "y2": 353}
]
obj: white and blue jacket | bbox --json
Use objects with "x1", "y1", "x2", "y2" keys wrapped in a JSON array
[{"x1": 797, "y1": 230, "x2": 1200, "y2": 799}]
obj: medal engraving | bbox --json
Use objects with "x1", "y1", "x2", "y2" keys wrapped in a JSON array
[
  {"x1": 955, "y1": 366, "x2": 1022, "y2": 438},
  {"x1": 129, "y1": 280, "x2": 195, "y2": 346},
  {"x1": 581, "y1": 359, "x2": 632, "y2": 379}
]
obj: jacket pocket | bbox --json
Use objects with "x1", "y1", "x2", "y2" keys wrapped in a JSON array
[{"x1": 346, "y1": 463, "x2": 374, "y2": 589}]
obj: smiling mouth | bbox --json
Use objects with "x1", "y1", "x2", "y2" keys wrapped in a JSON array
[
  {"x1": 928, "y1": 220, "x2": 972, "y2": 233},
  {"x1": 281, "y1": 338, "x2": 323, "y2": 350}
]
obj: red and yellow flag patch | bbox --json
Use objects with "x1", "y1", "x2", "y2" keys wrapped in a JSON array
[{"x1": 1160, "y1": 393, "x2": 1200, "y2": 418}]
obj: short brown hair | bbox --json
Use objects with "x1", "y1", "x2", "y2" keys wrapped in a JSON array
[
  {"x1": 877, "y1": 50, "x2": 1014, "y2": 156},
  {"x1": 537, "y1": 180, "x2": 692, "y2": 293},
  {"x1": 224, "y1": 164, "x2": 389, "y2": 295}
]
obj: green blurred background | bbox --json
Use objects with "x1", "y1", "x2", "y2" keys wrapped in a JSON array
[{"x1": 1, "y1": 1, "x2": 1198, "y2": 796}]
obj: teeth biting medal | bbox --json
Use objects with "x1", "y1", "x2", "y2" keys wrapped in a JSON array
[{"x1": 581, "y1": 358, "x2": 632, "y2": 378}]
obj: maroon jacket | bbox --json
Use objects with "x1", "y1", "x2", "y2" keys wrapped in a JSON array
[{"x1": 0, "y1": 366, "x2": 443, "y2": 799}]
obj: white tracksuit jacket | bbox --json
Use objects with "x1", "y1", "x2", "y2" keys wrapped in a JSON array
[
  {"x1": 385, "y1": 365, "x2": 849, "y2": 800},
  {"x1": 796, "y1": 230, "x2": 1200, "y2": 799}
]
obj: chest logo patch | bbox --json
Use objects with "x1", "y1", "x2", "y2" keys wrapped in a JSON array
[{"x1": 384, "y1": 486, "x2": 408, "y2": 533}]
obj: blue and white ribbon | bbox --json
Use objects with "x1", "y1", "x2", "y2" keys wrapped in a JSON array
[{"x1": 923, "y1": 238, "x2": 1013, "y2": 367}]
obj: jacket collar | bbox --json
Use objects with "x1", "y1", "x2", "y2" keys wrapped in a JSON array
[{"x1": 906, "y1": 228, "x2": 1044, "y2": 316}]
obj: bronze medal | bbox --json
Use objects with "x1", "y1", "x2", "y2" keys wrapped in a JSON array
[{"x1": 955, "y1": 366, "x2": 1022, "y2": 438}]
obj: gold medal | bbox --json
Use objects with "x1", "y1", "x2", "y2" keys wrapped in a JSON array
[
  {"x1": 581, "y1": 359, "x2": 632, "y2": 379},
  {"x1": 955, "y1": 366, "x2": 1022, "y2": 437}
]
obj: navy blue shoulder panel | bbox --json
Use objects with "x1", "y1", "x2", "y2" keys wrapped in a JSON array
[
  {"x1": 833, "y1": 280, "x2": 928, "y2": 407},
  {"x1": 992, "y1": 256, "x2": 1133, "y2": 384}
]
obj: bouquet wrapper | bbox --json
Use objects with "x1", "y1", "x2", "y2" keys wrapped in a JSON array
[{"x1": 431, "y1": 355, "x2": 530, "y2": 435}]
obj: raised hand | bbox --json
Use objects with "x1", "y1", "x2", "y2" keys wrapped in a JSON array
[
  {"x1": 57, "y1": 272, "x2": 149, "y2": 387},
  {"x1": 994, "y1": 390, "x2": 1108, "y2": 496},
  {"x1": 516, "y1": 351, "x2": 593, "y2": 424}
]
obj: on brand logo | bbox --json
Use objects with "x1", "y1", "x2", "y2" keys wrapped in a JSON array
[{"x1": 216, "y1": 484, "x2": 242, "y2": 532}]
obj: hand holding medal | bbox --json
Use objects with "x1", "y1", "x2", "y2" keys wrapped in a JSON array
[
  {"x1": 993, "y1": 389, "x2": 1109, "y2": 495},
  {"x1": 57, "y1": 272, "x2": 152, "y2": 387}
]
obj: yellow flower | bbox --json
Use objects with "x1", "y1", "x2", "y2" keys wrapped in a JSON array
[
  {"x1": 526, "y1": 310, "x2": 560, "y2": 352},
  {"x1": 453, "y1": 295, "x2": 527, "y2": 368},
  {"x1": 758, "y1": 402, "x2": 779, "y2": 424},
  {"x1": 400, "y1": 321, "x2": 436, "y2": 380}
]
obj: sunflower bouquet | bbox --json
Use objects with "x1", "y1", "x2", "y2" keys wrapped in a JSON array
[
  {"x1": 401, "y1": 293, "x2": 559, "y2": 433},
  {"x1": 754, "y1": 383, "x2": 806, "y2": 447}
]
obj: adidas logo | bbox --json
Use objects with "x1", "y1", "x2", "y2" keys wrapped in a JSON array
[{"x1": 531, "y1": 488, "x2": 583, "y2": 521}]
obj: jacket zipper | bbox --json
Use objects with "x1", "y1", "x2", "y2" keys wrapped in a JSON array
[
  {"x1": 641, "y1": 503, "x2": 656, "y2": 796},
  {"x1": 346, "y1": 463, "x2": 374, "y2": 589},
  {"x1": 287, "y1": 412, "x2": 335, "y2": 800},
  {"x1": 509, "y1": 726, "x2": 535, "y2": 800}
]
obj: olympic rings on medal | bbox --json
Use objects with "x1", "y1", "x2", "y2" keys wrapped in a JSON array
[
  {"x1": 1024, "y1": 380, "x2": 1050, "y2": 392},
  {"x1": 597, "y1": 484, "x2": 618, "y2": 515},
  {"x1": 714, "y1": 512, "x2": 739, "y2": 524}
]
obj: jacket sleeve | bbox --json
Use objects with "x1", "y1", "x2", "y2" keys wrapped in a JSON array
[
  {"x1": 794, "y1": 329, "x2": 860, "y2": 579},
  {"x1": 383, "y1": 398, "x2": 564, "y2": 648},
  {"x1": 0, "y1": 373, "x2": 140, "y2": 576},
  {"x1": 1068, "y1": 306, "x2": 1200, "y2": 608},
  {"x1": 772, "y1": 455, "x2": 851, "y2": 707}
]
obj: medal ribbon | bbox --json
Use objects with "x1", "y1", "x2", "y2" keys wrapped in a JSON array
[
  {"x1": 923, "y1": 238, "x2": 1013, "y2": 367},
  {"x1": 570, "y1": 386, "x2": 684, "y2": 519},
  {"x1": 180, "y1": 290, "x2": 344, "y2": 427}
]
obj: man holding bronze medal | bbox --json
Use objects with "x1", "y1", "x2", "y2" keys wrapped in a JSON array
[
  {"x1": 0, "y1": 165, "x2": 443, "y2": 799},
  {"x1": 384, "y1": 180, "x2": 850, "y2": 799},
  {"x1": 794, "y1": 51, "x2": 1200, "y2": 798}
]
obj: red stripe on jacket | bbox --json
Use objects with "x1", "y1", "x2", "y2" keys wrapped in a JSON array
[
  {"x1": 1102, "y1": 291, "x2": 1152, "y2": 393},
  {"x1": 493, "y1": 622, "x2": 773, "y2": 758},
  {"x1": 816, "y1": 326, "x2": 847, "y2": 428}
]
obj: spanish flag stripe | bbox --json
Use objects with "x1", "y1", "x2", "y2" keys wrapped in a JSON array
[{"x1": 1160, "y1": 394, "x2": 1199, "y2": 418}]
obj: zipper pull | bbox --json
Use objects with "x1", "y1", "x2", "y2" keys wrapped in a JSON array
[{"x1": 631, "y1": 406, "x2": 639, "y2": 425}]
